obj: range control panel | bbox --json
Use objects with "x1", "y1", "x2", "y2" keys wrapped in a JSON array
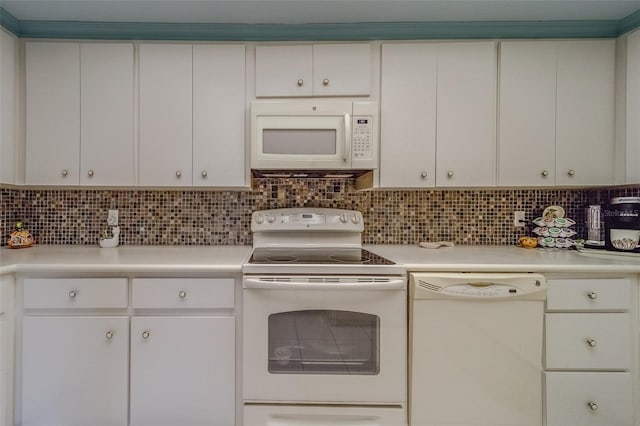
[{"x1": 252, "y1": 208, "x2": 364, "y2": 232}]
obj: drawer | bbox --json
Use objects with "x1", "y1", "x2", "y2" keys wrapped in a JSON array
[
  {"x1": 23, "y1": 278, "x2": 128, "y2": 309},
  {"x1": 545, "y1": 372, "x2": 633, "y2": 426},
  {"x1": 545, "y1": 313, "x2": 631, "y2": 370},
  {"x1": 131, "y1": 278, "x2": 234, "y2": 309},
  {"x1": 546, "y1": 278, "x2": 631, "y2": 311}
]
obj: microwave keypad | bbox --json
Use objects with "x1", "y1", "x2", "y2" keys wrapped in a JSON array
[{"x1": 353, "y1": 116, "x2": 373, "y2": 159}]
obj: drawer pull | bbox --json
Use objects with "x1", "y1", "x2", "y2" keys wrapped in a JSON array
[
  {"x1": 105, "y1": 330, "x2": 114, "y2": 340},
  {"x1": 586, "y1": 338, "x2": 597, "y2": 347},
  {"x1": 142, "y1": 330, "x2": 150, "y2": 339},
  {"x1": 587, "y1": 402, "x2": 598, "y2": 411},
  {"x1": 587, "y1": 291, "x2": 598, "y2": 300},
  {"x1": 68, "y1": 290, "x2": 78, "y2": 299},
  {"x1": 178, "y1": 290, "x2": 187, "y2": 299}
]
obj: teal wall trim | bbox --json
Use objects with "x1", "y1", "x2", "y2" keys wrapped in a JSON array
[
  {"x1": 0, "y1": 8, "x2": 20, "y2": 35},
  {"x1": 0, "y1": 8, "x2": 631, "y2": 41},
  {"x1": 620, "y1": 9, "x2": 640, "y2": 34}
]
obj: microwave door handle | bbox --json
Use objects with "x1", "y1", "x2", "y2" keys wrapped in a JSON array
[{"x1": 343, "y1": 113, "x2": 351, "y2": 163}]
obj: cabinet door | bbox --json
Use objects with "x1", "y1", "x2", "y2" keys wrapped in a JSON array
[
  {"x1": 193, "y1": 45, "x2": 246, "y2": 186},
  {"x1": 627, "y1": 29, "x2": 640, "y2": 183},
  {"x1": 80, "y1": 43, "x2": 135, "y2": 185},
  {"x1": 25, "y1": 42, "x2": 80, "y2": 185},
  {"x1": 139, "y1": 44, "x2": 193, "y2": 186},
  {"x1": 0, "y1": 29, "x2": 16, "y2": 184},
  {"x1": 380, "y1": 43, "x2": 437, "y2": 187},
  {"x1": 498, "y1": 41, "x2": 556, "y2": 186},
  {"x1": 21, "y1": 316, "x2": 128, "y2": 426},
  {"x1": 436, "y1": 42, "x2": 496, "y2": 187},
  {"x1": 255, "y1": 45, "x2": 313, "y2": 97},
  {"x1": 130, "y1": 316, "x2": 235, "y2": 426},
  {"x1": 313, "y1": 44, "x2": 371, "y2": 96},
  {"x1": 556, "y1": 40, "x2": 615, "y2": 186}
]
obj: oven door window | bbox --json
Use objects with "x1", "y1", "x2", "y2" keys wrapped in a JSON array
[{"x1": 268, "y1": 310, "x2": 380, "y2": 375}]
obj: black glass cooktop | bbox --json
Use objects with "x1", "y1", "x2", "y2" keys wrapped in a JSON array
[{"x1": 249, "y1": 248, "x2": 395, "y2": 265}]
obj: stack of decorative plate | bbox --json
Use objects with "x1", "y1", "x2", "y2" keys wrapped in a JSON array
[{"x1": 532, "y1": 206, "x2": 576, "y2": 248}]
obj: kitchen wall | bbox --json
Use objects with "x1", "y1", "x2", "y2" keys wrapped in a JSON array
[{"x1": 2, "y1": 181, "x2": 639, "y2": 246}]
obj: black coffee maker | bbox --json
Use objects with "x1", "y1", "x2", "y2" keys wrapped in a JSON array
[{"x1": 604, "y1": 197, "x2": 640, "y2": 253}]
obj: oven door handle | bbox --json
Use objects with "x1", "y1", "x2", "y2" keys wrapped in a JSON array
[{"x1": 243, "y1": 277, "x2": 406, "y2": 290}]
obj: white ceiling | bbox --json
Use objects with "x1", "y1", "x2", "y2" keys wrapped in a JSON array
[{"x1": 2, "y1": 0, "x2": 639, "y2": 25}]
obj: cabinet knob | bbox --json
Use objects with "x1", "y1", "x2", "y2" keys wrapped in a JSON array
[
  {"x1": 568, "y1": 169, "x2": 576, "y2": 176},
  {"x1": 61, "y1": 169, "x2": 69, "y2": 177},
  {"x1": 88, "y1": 169, "x2": 94, "y2": 177},
  {"x1": 178, "y1": 290, "x2": 187, "y2": 299},
  {"x1": 142, "y1": 330, "x2": 150, "y2": 339},
  {"x1": 297, "y1": 79, "x2": 304, "y2": 87},
  {"x1": 105, "y1": 330, "x2": 114, "y2": 340},
  {"x1": 175, "y1": 171, "x2": 182, "y2": 178},
  {"x1": 587, "y1": 402, "x2": 598, "y2": 411},
  {"x1": 587, "y1": 291, "x2": 598, "y2": 300},
  {"x1": 201, "y1": 171, "x2": 207, "y2": 178},
  {"x1": 68, "y1": 290, "x2": 77, "y2": 299},
  {"x1": 421, "y1": 172, "x2": 427, "y2": 178},
  {"x1": 541, "y1": 170, "x2": 549, "y2": 177},
  {"x1": 586, "y1": 338, "x2": 597, "y2": 347},
  {"x1": 323, "y1": 78, "x2": 330, "y2": 86},
  {"x1": 447, "y1": 171, "x2": 454, "y2": 178}
]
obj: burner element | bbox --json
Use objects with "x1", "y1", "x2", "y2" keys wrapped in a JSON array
[
  {"x1": 330, "y1": 254, "x2": 371, "y2": 263},
  {"x1": 265, "y1": 255, "x2": 300, "y2": 263}
]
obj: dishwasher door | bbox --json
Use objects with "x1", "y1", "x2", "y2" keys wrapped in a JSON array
[{"x1": 409, "y1": 273, "x2": 546, "y2": 426}]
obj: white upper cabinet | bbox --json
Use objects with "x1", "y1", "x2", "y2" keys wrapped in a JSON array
[
  {"x1": 380, "y1": 41, "x2": 496, "y2": 188},
  {"x1": 380, "y1": 43, "x2": 437, "y2": 187},
  {"x1": 80, "y1": 43, "x2": 135, "y2": 185},
  {"x1": 0, "y1": 29, "x2": 16, "y2": 185},
  {"x1": 436, "y1": 42, "x2": 497, "y2": 187},
  {"x1": 556, "y1": 41, "x2": 615, "y2": 186},
  {"x1": 26, "y1": 42, "x2": 80, "y2": 185},
  {"x1": 255, "y1": 43, "x2": 371, "y2": 97},
  {"x1": 139, "y1": 44, "x2": 193, "y2": 186},
  {"x1": 312, "y1": 44, "x2": 371, "y2": 96},
  {"x1": 193, "y1": 44, "x2": 246, "y2": 187},
  {"x1": 140, "y1": 43, "x2": 247, "y2": 187},
  {"x1": 626, "y1": 29, "x2": 640, "y2": 184},
  {"x1": 499, "y1": 40, "x2": 615, "y2": 186},
  {"x1": 25, "y1": 41, "x2": 135, "y2": 186}
]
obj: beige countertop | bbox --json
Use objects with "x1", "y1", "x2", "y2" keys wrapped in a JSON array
[
  {"x1": 1, "y1": 244, "x2": 638, "y2": 275},
  {"x1": 366, "y1": 244, "x2": 640, "y2": 273},
  {"x1": 0, "y1": 245, "x2": 252, "y2": 275}
]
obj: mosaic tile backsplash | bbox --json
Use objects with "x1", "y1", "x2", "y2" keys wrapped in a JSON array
[{"x1": 1, "y1": 181, "x2": 639, "y2": 246}]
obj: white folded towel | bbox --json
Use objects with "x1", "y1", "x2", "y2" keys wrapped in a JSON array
[{"x1": 419, "y1": 241, "x2": 455, "y2": 249}]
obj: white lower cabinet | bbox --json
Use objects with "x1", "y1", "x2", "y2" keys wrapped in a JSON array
[
  {"x1": 19, "y1": 276, "x2": 237, "y2": 426},
  {"x1": 544, "y1": 277, "x2": 636, "y2": 426},
  {"x1": 545, "y1": 372, "x2": 633, "y2": 426},
  {"x1": 21, "y1": 316, "x2": 129, "y2": 426},
  {"x1": 130, "y1": 316, "x2": 235, "y2": 426}
]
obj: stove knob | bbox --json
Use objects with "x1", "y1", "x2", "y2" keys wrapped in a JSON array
[
  {"x1": 339, "y1": 214, "x2": 348, "y2": 223},
  {"x1": 254, "y1": 214, "x2": 264, "y2": 224},
  {"x1": 266, "y1": 214, "x2": 276, "y2": 223},
  {"x1": 351, "y1": 215, "x2": 361, "y2": 224}
]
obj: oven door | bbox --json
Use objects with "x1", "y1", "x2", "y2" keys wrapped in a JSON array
[{"x1": 242, "y1": 276, "x2": 406, "y2": 405}]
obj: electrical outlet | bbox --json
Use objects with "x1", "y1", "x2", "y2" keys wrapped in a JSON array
[
  {"x1": 513, "y1": 211, "x2": 526, "y2": 227},
  {"x1": 107, "y1": 209, "x2": 119, "y2": 226}
]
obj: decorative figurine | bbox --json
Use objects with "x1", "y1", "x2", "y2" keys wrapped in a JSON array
[{"x1": 7, "y1": 221, "x2": 35, "y2": 248}]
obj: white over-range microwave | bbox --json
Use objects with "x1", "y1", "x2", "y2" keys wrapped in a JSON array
[{"x1": 251, "y1": 100, "x2": 378, "y2": 171}]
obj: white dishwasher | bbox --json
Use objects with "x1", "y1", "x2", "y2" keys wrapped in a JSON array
[{"x1": 409, "y1": 272, "x2": 547, "y2": 426}]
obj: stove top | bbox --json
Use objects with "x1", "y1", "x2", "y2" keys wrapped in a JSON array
[{"x1": 249, "y1": 247, "x2": 395, "y2": 266}]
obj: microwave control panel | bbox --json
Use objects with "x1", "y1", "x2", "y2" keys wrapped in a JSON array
[{"x1": 352, "y1": 116, "x2": 374, "y2": 160}]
